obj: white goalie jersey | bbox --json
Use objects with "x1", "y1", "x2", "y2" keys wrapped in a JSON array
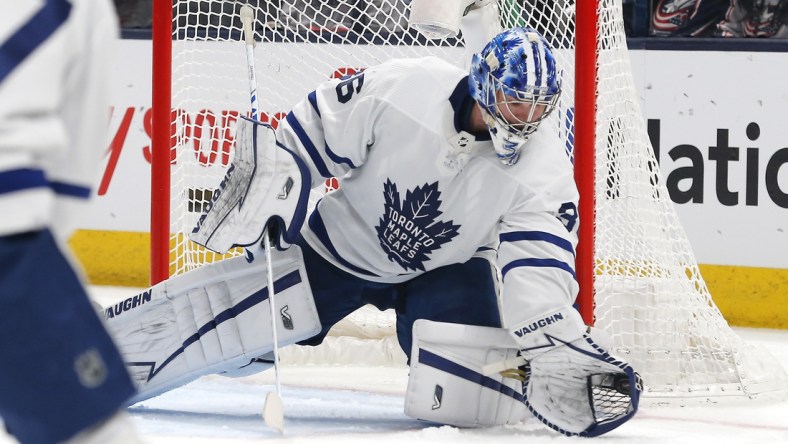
[{"x1": 276, "y1": 56, "x2": 579, "y2": 337}]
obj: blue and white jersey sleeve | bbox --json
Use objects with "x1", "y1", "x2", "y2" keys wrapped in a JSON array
[
  {"x1": 275, "y1": 67, "x2": 388, "y2": 187},
  {"x1": 0, "y1": 0, "x2": 119, "y2": 237},
  {"x1": 495, "y1": 128, "x2": 580, "y2": 344}
]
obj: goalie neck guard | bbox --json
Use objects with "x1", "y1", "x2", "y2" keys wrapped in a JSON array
[{"x1": 469, "y1": 27, "x2": 561, "y2": 165}]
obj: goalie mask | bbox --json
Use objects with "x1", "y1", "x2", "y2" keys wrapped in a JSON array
[{"x1": 469, "y1": 27, "x2": 561, "y2": 165}]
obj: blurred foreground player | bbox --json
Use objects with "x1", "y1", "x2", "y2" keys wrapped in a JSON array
[{"x1": 0, "y1": 0, "x2": 139, "y2": 442}]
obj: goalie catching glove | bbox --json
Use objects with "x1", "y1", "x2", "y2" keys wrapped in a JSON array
[
  {"x1": 191, "y1": 116, "x2": 312, "y2": 253},
  {"x1": 511, "y1": 307, "x2": 642, "y2": 436}
]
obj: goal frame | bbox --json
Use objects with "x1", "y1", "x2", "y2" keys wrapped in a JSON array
[
  {"x1": 574, "y1": 1, "x2": 598, "y2": 325},
  {"x1": 149, "y1": 2, "x2": 599, "y2": 327},
  {"x1": 147, "y1": 0, "x2": 788, "y2": 405},
  {"x1": 151, "y1": 0, "x2": 173, "y2": 286}
]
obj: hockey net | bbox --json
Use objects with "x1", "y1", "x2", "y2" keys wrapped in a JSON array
[{"x1": 152, "y1": 0, "x2": 787, "y2": 404}]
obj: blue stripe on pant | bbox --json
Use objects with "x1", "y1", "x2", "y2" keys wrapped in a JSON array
[
  {"x1": 296, "y1": 237, "x2": 501, "y2": 360},
  {"x1": 0, "y1": 230, "x2": 136, "y2": 444}
]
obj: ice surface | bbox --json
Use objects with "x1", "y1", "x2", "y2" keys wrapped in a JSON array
[{"x1": 1, "y1": 288, "x2": 786, "y2": 443}]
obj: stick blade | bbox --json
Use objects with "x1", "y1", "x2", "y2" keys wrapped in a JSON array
[{"x1": 262, "y1": 391, "x2": 285, "y2": 433}]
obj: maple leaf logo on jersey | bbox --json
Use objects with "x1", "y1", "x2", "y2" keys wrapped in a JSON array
[{"x1": 375, "y1": 180, "x2": 461, "y2": 272}]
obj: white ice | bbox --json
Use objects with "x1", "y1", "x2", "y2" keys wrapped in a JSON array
[{"x1": 2, "y1": 287, "x2": 787, "y2": 444}]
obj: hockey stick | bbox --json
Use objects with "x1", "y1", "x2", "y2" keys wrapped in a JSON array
[{"x1": 240, "y1": 4, "x2": 285, "y2": 433}]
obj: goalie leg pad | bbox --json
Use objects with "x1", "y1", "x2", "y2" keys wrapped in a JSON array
[
  {"x1": 102, "y1": 245, "x2": 321, "y2": 401},
  {"x1": 190, "y1": 116, "x2": 312, "y2": 253},
  {"x1": 404, "y1": 320, "x2": 527, "y2": 427}
]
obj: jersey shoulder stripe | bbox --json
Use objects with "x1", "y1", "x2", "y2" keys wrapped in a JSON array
[
  {"x1": 307, "y1": 90, "x2": 320, "y2": 117},
  {"x1": 285, "y1": 112, "x2": 332, "y2": 178},
  {"x1": 0, "y1": 0, "x2": 72, "y2": 83}
]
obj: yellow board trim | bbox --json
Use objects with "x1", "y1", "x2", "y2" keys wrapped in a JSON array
[
  {"x1": 68, "y1": 229, "x2": 241, "y2": 287},
  {"x1": 68, "y1": 229, "x2": 150, "y2": 287},
  {"x1": 699, "y1": 264, "x2": 788, "y2": 330},
  {"x1": 68, "y1": 230, "x2": 788, "y2": 329}
]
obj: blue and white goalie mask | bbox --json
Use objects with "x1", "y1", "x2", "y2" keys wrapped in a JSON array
[{"x1": 469, "y1": 27, "x2": 561, "y2": 165}]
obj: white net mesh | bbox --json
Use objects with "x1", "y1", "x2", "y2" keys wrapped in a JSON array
[
  {"x1": 584, "y1": 0, "x2": 785, "y2": 401},
  {"x1": 163, "y1": 0, "x2": 787, "y2": 402}
]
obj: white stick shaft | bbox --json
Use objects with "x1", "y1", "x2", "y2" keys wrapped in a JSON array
[
  {"x1": 263, "y1": 235, "x2": 281, "y2": 395},
  {"x1": 240, "y1": 5, "x2": 282, "y2": 399},
  {"x1": 245, "y1": 44, "x2": 260, "y2": 122},
  {"x1": 241, "y1": 5, "x2": 260, "y2": 121}
]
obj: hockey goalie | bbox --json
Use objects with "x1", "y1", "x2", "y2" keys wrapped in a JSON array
[{"x1": 103, "y1": 0, "x2": 641, "y2": 437}]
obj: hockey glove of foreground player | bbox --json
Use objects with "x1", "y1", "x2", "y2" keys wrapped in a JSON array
[
  {"x1": 191, "y1": 116, "x2": 312, "y2": 253},
  {"x1": 512, "y1": 306, "x2": 641, "y2": 436}
]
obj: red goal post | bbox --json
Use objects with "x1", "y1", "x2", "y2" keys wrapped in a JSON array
[
  {"x1": 149, "y1": 0, "x2": 787, "y2": 404},
  {"x1": 573, "y1": 0, "x2": 598, "y2": 326}
]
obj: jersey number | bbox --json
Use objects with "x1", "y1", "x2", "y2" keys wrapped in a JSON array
[
  {"x1": 558, "y1": 202, "x2": 578, "y2": 232},
  {"x1": 336, "y1": 72, "x2": 365, "y2": 103}
]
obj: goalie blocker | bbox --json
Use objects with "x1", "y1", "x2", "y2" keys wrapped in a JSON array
[
  {"x1": 406, "y1": 315, "x2": 641, "y2": 436},
  {"x1": 191, "y1": 116, "x2": 312, "y2": 254},
  {"x1": 102, "y1": 245, "x2": 321, "y2": 401}
]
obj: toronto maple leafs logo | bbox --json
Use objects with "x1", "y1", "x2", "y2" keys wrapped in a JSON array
[{"x1": 375, "y1": 180, "x2": 461, "y2": 272}]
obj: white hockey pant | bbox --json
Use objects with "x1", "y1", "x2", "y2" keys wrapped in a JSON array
[
  {"x1": 405, "y1": 320, "x2": 527, "y2": 427},
  {"x1": 102, "y1": 245, "x2": 320, "y2": 401}
]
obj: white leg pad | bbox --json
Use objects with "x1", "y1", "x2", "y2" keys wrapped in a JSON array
[
  {"x1": 102, "y1": 245, "x2": 320, "y2": 401},
  {"x1": 405, "y1": 319, "x2": 527, "y2": 427}
]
